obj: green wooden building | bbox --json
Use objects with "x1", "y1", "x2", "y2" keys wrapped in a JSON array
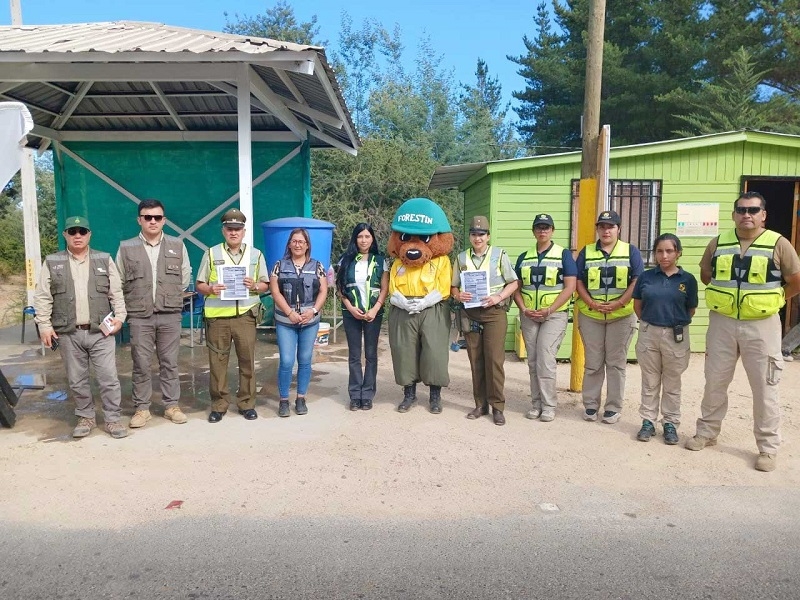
[{"x1": 430, "y1": 130, "x2": 800, "y2": 355}]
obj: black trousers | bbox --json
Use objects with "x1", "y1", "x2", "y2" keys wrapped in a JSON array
[{"x1": 342, "y1": 311, "x2": 383, "y2": 402}]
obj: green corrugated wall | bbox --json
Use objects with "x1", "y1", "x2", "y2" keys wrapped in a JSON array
[{"x1": 53, "y1": 140, "x2": 311, "y2": 275}]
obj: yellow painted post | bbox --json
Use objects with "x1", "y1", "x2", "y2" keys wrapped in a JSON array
[{"x1": 570, "y1": 178, "x2": 599, "y2": 391}]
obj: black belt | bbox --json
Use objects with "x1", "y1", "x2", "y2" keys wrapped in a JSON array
[{"x1": 76, "y1": 324, "x2": 91, "y2": 330}]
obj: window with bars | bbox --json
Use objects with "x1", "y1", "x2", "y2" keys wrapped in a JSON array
[{"x1": 570, "y1": 180, "x2": 662, "y2": 265}]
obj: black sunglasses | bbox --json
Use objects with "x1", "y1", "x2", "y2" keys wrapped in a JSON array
[
  {"x1": 139, "y1": 214, "x2": 165, "y2": 222},
  {"x1": 734, "y1": 206, "x2": 762, "y2": 215},
  {"x1": 66, "y1": 227, "x2": 89, "y2": 236}
]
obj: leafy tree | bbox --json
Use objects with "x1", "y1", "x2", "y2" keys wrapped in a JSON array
[
  {"x1": 457, "y1": 59, "x2": 520, "y2": 162},
  {"x1": 664, "y1": 47, "x2": 800, "y2": 136},
  {"x1": 223, "y1": 0, "x2": 322, "y2": 45}
]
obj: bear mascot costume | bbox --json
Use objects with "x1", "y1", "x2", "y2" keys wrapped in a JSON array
[{"x1": 387, "y1": 197, "x2": 455, "y2": 413}]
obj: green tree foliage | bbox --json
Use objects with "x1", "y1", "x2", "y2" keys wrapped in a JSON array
[
  {"x1": 0, "y1": 156, "x2": 56, "y2": 278},
  {"x1": 222, "y1": 0, "x2": 322, "y2": 45},
  {"x1": 511, "y1": 0, "x2": 708, "y2": 151},
  {"x1": 457, "y1": 59, "x2": 521, "y2": 162},
  {"x1": 664, "y1": 47, "x2": 800, "y2": 137},
  {"x1": 512, "y1": 0, "x2": 799, "y2": 149}
]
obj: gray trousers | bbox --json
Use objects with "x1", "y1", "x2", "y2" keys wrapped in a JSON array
[
  {"x1": 520, "y1": 311, "x2": 568, "y2": 414},
  {"x1": 577, "y1": 312, "x2": 637, "y2": 414},
  {"x1": 635, "y1": 322, "x2": 690, "y2": 426},
  {"x1": 696, "y1": 311, "x2": 783, "y2": 453},
  {"x1": 388, "y1": 302, "x2": 450, "y2": 387},
  {"x1": 129, "y1": 312, "x2": 182, "y2": 411},
  {"x1": 60, "y1": 330, "x2": 122, "y2": 423}
]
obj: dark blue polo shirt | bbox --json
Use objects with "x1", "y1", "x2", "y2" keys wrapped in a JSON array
[{"x1": 632, "y1": 266, "x2": 699, "y2": 327}]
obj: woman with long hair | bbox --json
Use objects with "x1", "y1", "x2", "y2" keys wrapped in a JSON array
[
  {"x1": 269, "y1": 228, "x2": 328, "y2": 417},
  {"x1": 336, "y1": 223, "x2": 389, "y2": 411}
]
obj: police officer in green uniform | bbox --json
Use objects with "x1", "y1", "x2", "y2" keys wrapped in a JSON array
[
  {"x1": 687, "y1": 191, "x2": 800, "y2": 472},
  {"x1": 196, "y1": 209, "x2": 269, "y2": 423},
  {"x1": 451, "y1": 216, "x2": 518, "y2": 425}
]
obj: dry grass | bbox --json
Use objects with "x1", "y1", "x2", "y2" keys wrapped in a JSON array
[{"x1": 0, "y1": 274, "x2": 26, "y2": 327}]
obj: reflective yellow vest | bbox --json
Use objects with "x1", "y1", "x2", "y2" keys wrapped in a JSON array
[
  {"x1": 705, "y1": 229, "x2": 785, "y2": 320},
  {"x1": 516, "y1": 243, "x2": 568, "y2": 311},
  {"x1": 204, "y1": 244, "x2": 262, "y2": 318},
  {"x1": 576, "y1": 241, "x2": 634, "y2": 320},
  {"x1": 457, "y1": 245, "x2": 508, "y2": 301}
]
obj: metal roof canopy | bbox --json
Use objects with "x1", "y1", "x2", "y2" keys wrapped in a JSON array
[
  {"x1": 0, "y1": 21, "x2": 359, "y2": 154},
  {"x1": 0, "y1": 21, "x2": 360, "y2": 251},
  {"x1": 429, "y1": 130, "x2": 800, "y2": 191}
]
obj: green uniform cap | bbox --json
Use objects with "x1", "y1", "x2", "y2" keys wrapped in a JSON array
[
  {"x1": 391, "y1": 198, "x2": 452, "y2": 235},
  {"x1": 63, "y1": 216, "x2": 91, "y2": 231}
]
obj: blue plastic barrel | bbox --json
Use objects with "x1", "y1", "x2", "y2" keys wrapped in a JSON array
[{"x1": 261, "y1": 217, "x2": 336, "y2": 272}]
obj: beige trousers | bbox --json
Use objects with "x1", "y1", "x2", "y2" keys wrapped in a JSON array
[
  {"x1": 520, "y1": 311, "x2": 568, "y2": 414},
  {"x1": 577, "y1": 312, "x2": 637, "y2": 414},
  {"x1": 635, "y1": 322, "x2": 690, "y2": 426},
  {"x1": 696, "y1": 311, "x2": 783, "y2": 453}
]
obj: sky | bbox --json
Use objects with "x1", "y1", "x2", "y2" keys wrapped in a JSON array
[{"x1": 3, "y1": 0, "x2": 545, "y2": 112}]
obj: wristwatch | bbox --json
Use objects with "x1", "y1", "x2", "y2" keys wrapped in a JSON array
[{"x1": 312, "y1": 307, "x2": 319, "y2": 316}]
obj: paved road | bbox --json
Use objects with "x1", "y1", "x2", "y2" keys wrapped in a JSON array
[{"x1": 3, "y1": 487, "x2": 799, "y2": 599}]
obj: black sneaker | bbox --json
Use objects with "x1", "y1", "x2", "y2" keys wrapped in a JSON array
[
  {"x1": 637, "y1": 419, "x2": 656, "y2": 442},
  {"x1": 663, "y1": 422, "x2": 679, "y2": 445},
  {"x1": 601, "y1": 410, "x2": 621, "y2": 424},
  {"x1": 583, "y1": 408, "x2": 598, "y2": 422},
  {"x1": 349, "y1": 399, "x2": 360, "y2": 411},
  {"x1": 278, "y1": 400, "x2": 290, "y2": 418},
  {"x1": 295, "y1": 397, "x2": 308, "y2": 415}
]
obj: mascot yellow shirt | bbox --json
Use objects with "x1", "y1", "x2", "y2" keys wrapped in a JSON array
[{"x1": 389, "y1": 255, "x2": 452, "y2": 299}]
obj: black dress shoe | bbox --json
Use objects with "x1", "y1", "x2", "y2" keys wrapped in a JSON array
[
  {"x1": 208, "y1": 411, "x2": 224, "y2": 423},
  {"x1": 238, "y1": 408, "x2": 258, "y2": 420}
]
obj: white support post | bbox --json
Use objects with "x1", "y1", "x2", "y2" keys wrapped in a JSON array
[
  {"x1": 10, "y1": 0, "x2": 22, "y2": 26},
  {"x1": 237, "y1": 64, "x2": 254, "y2": 248},
  {"x1": 21, "y1": 148, "x2": 41, "y2": 307}
]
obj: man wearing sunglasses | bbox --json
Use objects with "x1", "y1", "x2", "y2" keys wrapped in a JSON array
[
  {"x1": 116, "y1": 199, "x2": 192, "y2": 428},
  {"x1": 33, "y1": 216, "x2": 128, "y2": 439},
  {"x1": 688, "y1": 191, "x2": 800, "y2": 472}
]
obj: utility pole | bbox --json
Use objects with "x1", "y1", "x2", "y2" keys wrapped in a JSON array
[{"x1": 570, "y1": 0, "x2": 607, "y2": 391}]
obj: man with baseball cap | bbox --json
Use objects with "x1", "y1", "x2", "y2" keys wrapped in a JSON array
[
  {"x1": 195, "y1": 208, "x2": 269, "y2": 423},
  {"x1": 116, "y1": 199, "x2": 192, "y2": 428},
  {"x1": 451, "y1": 215, "x2": 519, "y2": 425},
  {"x1": 34, "y1": 216, "x2": 129, "y2": 439}
]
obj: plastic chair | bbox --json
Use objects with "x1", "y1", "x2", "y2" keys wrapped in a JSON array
[{"x1": 182, "y1": 285, "x2": 205, "y2": 346}]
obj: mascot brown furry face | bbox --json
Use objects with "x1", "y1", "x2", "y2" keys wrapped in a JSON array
[{"x1": 386, "y1": 198, "x2": 454, "y2": 414}]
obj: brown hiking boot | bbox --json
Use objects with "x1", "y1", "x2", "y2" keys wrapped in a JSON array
[
  {"x1": 72, "y1": 417, "x2": 96, "y2": 438},
  {"x1": 129, "y1": 410, "x2": 151, "y2": 428},
  {"x1": 164, "y1": 406, "x2": 188, "y2": 424},
  {"x1": 755, "y1": 452, "x2": 777, "y2": 472},
  {"x1": 104, "y1": 421, "x2": 129, "y2": 439},
  {"x1": 685, "y1": 434, "x2": 717, "y2": 451}
]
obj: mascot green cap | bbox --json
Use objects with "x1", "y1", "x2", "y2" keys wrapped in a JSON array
[{"x1": 391, "y1": 197, "x2": 452, "y2": 235}]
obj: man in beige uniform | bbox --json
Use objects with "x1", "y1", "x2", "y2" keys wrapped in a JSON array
[
  {"x1": 687, "y1": 192, "x2": 800, "y2": 472},
  {"x1": 117, "y1": 199, "x2": 192, "y2": 428},
  {"x1": 34, "y1": 216, "x2": 128, "y2": 439}
]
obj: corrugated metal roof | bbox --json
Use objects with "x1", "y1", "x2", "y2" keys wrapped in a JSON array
[
  {"x1": 0, "y1": 21, "x2": 319, "y2": 54},
  {"x1": 0, "y1": 21, "x2": 359, "y2": 152}
]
